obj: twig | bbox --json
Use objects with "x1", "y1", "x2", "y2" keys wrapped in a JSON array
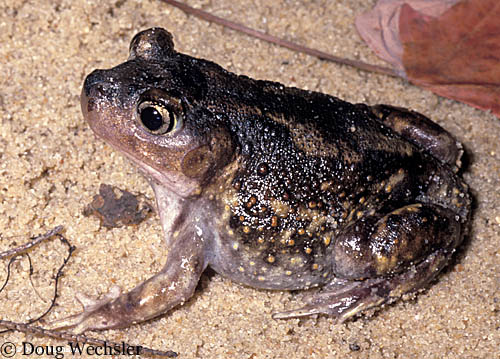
[
  {"x1": 160, "y1": 0, "x2": 400, "y2": 77},
  {"x1": 26, "y1": 232, "x2": 75, "y2": 325},
  {"x1": 0, "y1": 320, "x2": 178, "y2": 357},
  {"x1": 0, "y1": 226, "x2": 74, "y2": 332},
  {"x1": 0, "y1": 225, "x2": 64, "y2": 260}
]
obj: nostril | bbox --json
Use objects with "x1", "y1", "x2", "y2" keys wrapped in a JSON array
[
  {"x1": 81, "y1": 70, "x2": 112, "y2": 117},
  {"x1": 83, "y1": 69, "x2": 108, "y2": 94}
]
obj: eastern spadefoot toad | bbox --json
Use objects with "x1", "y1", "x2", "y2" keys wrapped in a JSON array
[{"x1": 58, "y1": 28, "x2": 471, "y2": 332}]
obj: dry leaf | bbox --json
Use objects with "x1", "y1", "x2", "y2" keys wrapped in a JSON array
[
  {"x1": 356, "y1": 0, "x2": 500, "y2": 117},
  {"x1": 355, "y1": 0, "x2": 459, "y2": 75},
  {"x1": 83, "y1": 184, "x2": 153, "y2": 228},
  {"x1": 400, "y1": 0, "x2": 500, "y2": 117}
]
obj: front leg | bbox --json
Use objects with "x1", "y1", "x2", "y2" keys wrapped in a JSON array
[{"x1": 51, "y1": 228, "x2": 206, "y2": 333}]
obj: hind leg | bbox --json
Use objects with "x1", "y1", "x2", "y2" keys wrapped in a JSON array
[
  {"x1": 367, "y1": 104, "x2": 463, "y2": 170},
  {"x1": 273, "y1": 203, "x2": 464, "y2": 321},
  {"x1": 273, "y1": 249, "x2": 450, "y2": 321}
]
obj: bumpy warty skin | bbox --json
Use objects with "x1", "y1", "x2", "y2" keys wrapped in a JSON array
[{"x1": 68, "y1": 28, "x2": 471, "y2": 331}]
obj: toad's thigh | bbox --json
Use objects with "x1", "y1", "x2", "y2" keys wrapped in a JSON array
[{"x1": 332, "y1": 203, "x2": 462, "y2": 280}]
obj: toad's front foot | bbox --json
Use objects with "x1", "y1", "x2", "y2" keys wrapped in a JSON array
[
  {"x1": 49, "y1": 286, "x2": 125, "y2": 333},
  {"x1": 49, "y1": 236, "x2": 206, "y2": 333}
]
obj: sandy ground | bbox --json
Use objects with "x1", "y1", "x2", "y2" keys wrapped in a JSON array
[{"x1": 0, "y1": 0, "x2": 498, "y2": 358}]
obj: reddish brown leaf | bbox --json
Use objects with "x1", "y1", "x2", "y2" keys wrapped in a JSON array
[
  {"x1": 400, "y1": 0, "x2": 500, "y2": 117},
  {"x1": 355, "y1": 0, "x2": 459, "y2": 75}
]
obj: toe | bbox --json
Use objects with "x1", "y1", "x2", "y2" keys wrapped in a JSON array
[{"x1": 47, "y1": 286, "x2": 123, "y2": 333}]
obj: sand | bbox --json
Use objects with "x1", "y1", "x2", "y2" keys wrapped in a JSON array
[{"x1": 0, "y1": 0, "x2": 498, "y2": 358}]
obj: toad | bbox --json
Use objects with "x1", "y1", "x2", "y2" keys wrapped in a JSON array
[{"x1": 57, "y1": 28, "x2": 471, "y2": 332}]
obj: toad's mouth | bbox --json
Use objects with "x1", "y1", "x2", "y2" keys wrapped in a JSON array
[{"x1": 118, "y1": 149, "x2": 201, "y2": 198}]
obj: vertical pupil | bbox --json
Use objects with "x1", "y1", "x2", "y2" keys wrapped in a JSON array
[{"x1": 141, "y1": 107, "x2": 164, "y2": 131}]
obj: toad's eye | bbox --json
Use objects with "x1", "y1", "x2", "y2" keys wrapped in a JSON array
[{"x1": 137, "y1": 101, "x2": 179, "y2": 135}]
